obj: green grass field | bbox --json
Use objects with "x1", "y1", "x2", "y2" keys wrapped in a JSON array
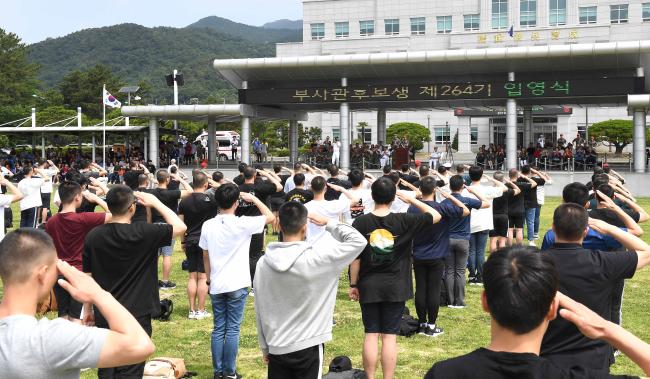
[{"x1": 2, "y1": 198, "x2": 650, "y2": 379}]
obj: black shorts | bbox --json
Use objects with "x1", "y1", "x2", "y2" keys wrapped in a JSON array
[
  {"x1": 360, "y1": 301, "x2": 405, "y2": 334},
  {"x1": 41, "y1": 193, "x2": 51, "y2": 210},
  {"x1": 53, "y1": 275, "x2": 83, "y2": 318},
  {"x1": 508, "y1": 213, "x2": 524, "y2": 229},
  {"x1": 184, "y1": 242, "x2": 205, "y2": 273},
  {"x1": 491, "y1": 214, "x2": 509, "y2": 237}
]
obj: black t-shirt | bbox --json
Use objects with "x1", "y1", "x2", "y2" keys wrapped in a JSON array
[
  {"x1": 168, "y1": 179, "x2": 180, "y2": 191},
  {"x1": 508, "y1": 183, "x2": 529, "y2": 216},
  {"x1": 493, "y1": 188, "x2": 513, "y2": 215},
  {"x1": 178, "y1": 192, "x2": 218, "y2": 244},
  {"x1": 425, "y1": 348, "x2": 637, "y2": 379},
  {"x1": 237, "y1": 181, "x2": 277, "y2": 217},
  {"x1": 541, "y1": 244, "x2": 638, "y2": 369},
  {"x1": 83, "y1": 223, "x2": 173, "y2": 324},
  {"x1": 233, "y1": 175, "x2": 244, "y2": 186},
  {"x1": 285, "y1": 188, "x2": 314, "y2": 204},
  {"x1": 325, "y1": 177, "x2": 352, "y2": 201},
  {"x1": 352, "y1": 212, "x2": 432, "y2": 303},
  {"x1": 149, "y1": 188, "x2": 181, "y2": 223},
  {"x1": 131, "y1": 186, "x2": 150, "y2": 223},
  {"x1": 520, "y1": 177, "x2": 545, "y2": 209}
]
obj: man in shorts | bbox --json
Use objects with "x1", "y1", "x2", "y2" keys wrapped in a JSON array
[
  {"x1": 489, "y1": 172, "x2": 520, "y2": 252},
  {"x1": 178, "y1": 172, "x2": 218, "y2": 319}
]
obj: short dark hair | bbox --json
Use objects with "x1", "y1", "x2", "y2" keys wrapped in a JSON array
[
  {"x1": 596, "y1": 183, "x2": 615, "y2": 199},
  {"x1": 327, "y1": 164, "x2": 339, "y2": 176},
  {"x1": 243, "y1": 166, "x2": 256, "y2": 179},
  {"x1": 62, "y1": 169, "x2": 88, "y2": 187},
  {"x1": 238, "y1": 163, "x2": 247, "y2": 173},
  {"x1": 79, "y1": 159, "x2": 92, "y2": 170},
  {"x1": 593, "y1": 166, "x2": 604, "y2": 175},
  {"x1": 348, "y1": 169, "x2": 364, "y2": 187},
  {"x1": 419, "y1": 165, "x2": 430, "y2": 177},
  {"x1": 294, "y1": 173, "x2": 306, "y2": 186},
  {"x1": 553, "y1": 203, "x2": 588, "y2": 241},
  {"x1": 456, "y1": 164, "x2": 465, "y2": 173},
  {"x1": 468, "y1": 165, "x2": 483, "y2": 181},
  {"x1": 294, "y1": 162, "x2": 303, "y2": 171},
  {"x1": 278, "y1": 201, "x2": 308, "y2": 235},
  {"x1": 58, "y1": 181, "x2": 82, "y2": 204},
  {"x1": 311, "y1": 176, "x2": 326, "y2": 193},
  {"x1": 521, "y1": 165, "x2": 531, "y2": 175},
  {"x1": 493, "y1": 171, "x2": 504, "y2": 182},
  {"x1": 562, "y1": 182, "x2": 589, "y2": 207},
  {"x1": 169, "y1": 165, "x2": 178, "y2": 174},
  {"x1": 106, "y1": 185, "x2": 136, "y2": 216},
  {"x1": 193, "y1": 172, "x2": 208, "y2": 189},
  {"x1": 156, "y1": 170, "x2": 170, "y2": 183},
  {"x1": 449, "y1": 175, "x2": 465, "y2": 192},
  {"x1": 387, "y1": 172, "x2": 400, "y2": 185},
  {"x1": 382, "y1": 165, "x2": 392, "y2": 175},
  {"x1": 212, "y1": 171, "x2": 224, "y2": 182},
  {"x1": 122, "y1": 170, "x2": 140, "y2": 189},
  {"x1": 138, "y1": 173, "x2": 149, "y2": 187},
  {"x1": 215, "y1": 183, "x2": 240, "y2": 209},
  {"x1": 273, "y1": 164, "x2": 282, "y2": 174},
  {"x1": 437, "y1": 165, "x2": 447, "y2": 174},
  {"x1": 591, "y1": 174, "x2": 609, "y2": 191},
  {"x1": 0, "y1": 229, "x2": 56, "y2": 284},
  {"x1": 371, "y1": 177, "x2": 396, "y2": 205},
  {"x1": 509, "y1": 168, "x2": 519, "y2": 179},
  {"x1": 401, "y1": 164, "x2": 410, "y2": 172},
  {"x1": 483, "y1": 246, "x2": 559, "y2": 334},
  {"x1": 419, "y1": 176, "x2": 437, "y2": 196}
]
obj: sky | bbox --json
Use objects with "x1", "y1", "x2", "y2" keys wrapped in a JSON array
[{"x1": 0, "y1": 0, "x2": 302, "y2": 44}]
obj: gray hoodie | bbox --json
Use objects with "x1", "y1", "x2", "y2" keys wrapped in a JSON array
[{"x1": 253, "y1": 221, "x2": 367, "y2": 356}]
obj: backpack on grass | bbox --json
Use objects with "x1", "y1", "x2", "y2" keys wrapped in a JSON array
[{"x1": 398, "y1": 307, "x2": 420, "y2": 337}]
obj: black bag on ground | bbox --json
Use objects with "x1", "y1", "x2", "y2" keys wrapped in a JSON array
[
  {"x1": 4, "y1": 207, "x2": 12, "y2": 229},
  {"x1": 322, "y1": 356, "x2": 367, "y2": 379},
  {"x1": 398, "y1": 307, "x2": 420, "y2": 337},
  {"x1": 154, "y1": 299, "x2": 173, "y2": 321}
]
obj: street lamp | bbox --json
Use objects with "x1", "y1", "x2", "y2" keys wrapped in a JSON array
[{"x1": 427, "y1": 115, "x2": 431, "y2": 153}]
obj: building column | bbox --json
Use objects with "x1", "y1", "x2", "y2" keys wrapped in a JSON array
[
  {"x1": 523, "y1": 106, "x2": 533, "y2": 147},
  {"x1": 41, "y1": 133, "x2": 46, "y2": 159},
  {"x1": 457, "y1": 119, "x2": 472, "y2": 153},
  {"x1": 91, "y1": 134, "x2": 96, "y2": 162},
  {"x1": 340, "y1": 77, "x2": 350, "y2": 169},
  {"x1": 207, "y1": 117, "x2": 217, "y2": 164},
  {"x1": 377, "y1": 109, "x2": 387, "y2": 146},
  {"x1": 633, "y1": 109, "x2": 647, "y2": 173},
  {"x1": 149, "y1": 117, "x2": 159, "y2": 168},
  {"x1": 289, "y1": 120, "x2": 299, "y2": 164},
  {"x1": 143, "y1": 131, "x2": 148, "y2": 162},
  {"x1": 241, "y1": 116, "x2": 251, "y2": 164},
  {"x1": 506, "y1": 72, "x2": 518, "y2": 170}
]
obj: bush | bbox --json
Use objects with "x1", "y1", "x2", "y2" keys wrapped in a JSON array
[{"x1": 386, "y1": 122, "x2": 430, "y2": 150}]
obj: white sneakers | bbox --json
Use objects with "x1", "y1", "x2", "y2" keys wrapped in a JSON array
[
  {"x1": 528, "y1": 241, "x2": 537, "y2": 247},
  {"x1": 188, "y1": 310, "x2": 212, "y2": 320}
]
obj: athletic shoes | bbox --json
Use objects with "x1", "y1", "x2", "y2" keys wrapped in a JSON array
[
  {"x1": 223, "y1": 372, "x2": 242, "y2": 379},
  {"x1": 534, "y1": 234, "x2": 540, "y2": 240},
  {"x1": 423, "y1": 325, "x2": 444, "y2": 337},
  {"x1": 195, "y1": 310, "x2": 211, "y2": 320},
  {"x1": 188, "y1": 311, "x2": 196, "y2": 320},
  {"x1": 528, "y1": 241, "x2": 537, "y2": 247},
  {"x1": 159, "y1": 280, "x2": 177, "y2": 290}
]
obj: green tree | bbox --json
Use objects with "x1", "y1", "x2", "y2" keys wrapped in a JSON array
[
  {"x1": 386, "y1": 122, "x2": 430, "y2": 150},
  {"x1": 0, "y1": 29, "x2": 39, "y2": 108},
  {"x1": 59, "y1": 64, "x2": 124, "y2": 119},
  {"x1": 589, "y1": 119, "x2": 650, "y2": 154},
  {"x1": 0, "y1": 134, "x2": 12, "y2": 149},
  {"x1": 451, "y1": 129, "x2": 459, "y2": 151}
]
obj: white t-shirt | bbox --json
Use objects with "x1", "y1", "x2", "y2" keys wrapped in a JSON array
[
  {"x1": 305, "y1": 198, "x2": 350, "y2": 243},
  {"x1": 283, "y1": 173, "x2": 314, "y2": 193},
  {"x1": 362, "y1": 189, "x2": 416, "y2": 214},
  {"x1": 18, "y1": 177, "x2": 44, "y2": 211},
  {"x1": 537, "y1": 178, "x2": 552, "y2": 205},
  {"x1": 199, "y1": 214, "x2": 266, "y2": 294},
  {"x1": 39, "y1": 169, "x2": 58, "y2": 194},
  {"x1": 0, "y1": 194, "x2": 12, "y2": 241},
  {"x1": 465, "y1": 184, "x2": 503, "y2": 234},
  {"x1": 341, "y1": 188, "x2": 371, "y2": 224}
]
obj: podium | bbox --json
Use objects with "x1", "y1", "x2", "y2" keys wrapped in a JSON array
[{"x1": 392, "y1": 147, "x2": 410, "y2": 169}]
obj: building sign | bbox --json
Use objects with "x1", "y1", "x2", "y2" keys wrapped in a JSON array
[
  {"x1": 454, "y1": 106, "x2": 573, "y2": 117},
  {"x1": 239, "y1": 77, "x2": 643, "y2": 105},
  {"x1": 478, "y1": 29, "x2": 580, "y2": 44}
]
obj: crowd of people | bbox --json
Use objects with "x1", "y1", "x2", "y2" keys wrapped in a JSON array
[
  {"x1": 1, "y1": 154, "x2": 650, "y2": 379},
  {"x1": 476, "y1": 133, "x2": 601, "y2": 171}
]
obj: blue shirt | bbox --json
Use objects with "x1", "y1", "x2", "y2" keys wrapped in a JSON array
[
  {"x1": 408, "y1": 200, "x2": 464, "y2": 261},
  {"x1": 541, "y1": 227, "x2": 626, "y2": 251},
  {"x1": 443, "y1": 193, "x2": 483, "y2": 240}
]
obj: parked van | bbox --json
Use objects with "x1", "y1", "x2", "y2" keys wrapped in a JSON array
[{"x1": 195, "y1": 131, "x2": 240, "y2": 160}]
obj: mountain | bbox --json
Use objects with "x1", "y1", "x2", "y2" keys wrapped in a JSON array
[
  {"x1": 27, "y1": 20, "x2": 300, "y2": 103},
  {"x1": 263, "y1": 19, "x2": 303, "y2": 30},
  {"x1": 187, "y1": 16, "x2": 301, "y2": 44}
]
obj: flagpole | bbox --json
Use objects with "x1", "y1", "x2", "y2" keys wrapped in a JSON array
[{"x1": 103, "y1": 84, "x2": 106, "y2": 169}]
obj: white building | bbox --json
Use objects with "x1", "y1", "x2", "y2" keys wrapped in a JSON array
[{"x1": 276, "y1": 0, "x2": 650, "y2": 153}]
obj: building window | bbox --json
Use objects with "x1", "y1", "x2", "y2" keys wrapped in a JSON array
[
  {"x1": 610, "y1": 4, "x2": 628, "y2": 24},
  {"x1": 464, "y1": 14, "x2": 480, "y2": 30},
  {"x1": 385, "y1": 19, "x2": 400, "y2": 35},
  {"x1": 436, "y1": 16, "x2": 452, "y2": 33},
  {"x1": 492, "y1": 0, "x2": 508, "y2": 29},
  {"x1": 360, "y1": 20, "x2": 375, "y2": 36},
  {"x1": 471, "y1": 126, "x2": 478, "y2": 145},
  {"x1": 549, "y1": 0, "x2": 566, "y2": 25},
  {"x1": 411, "y1": 17, "x2": 426, "y2": 35},
  {"x1": 434, "y1": 127, "x2": 450, "y2": 144},
  {"x1": 310, "y1": 23, "x2": 325, "y2": 40},
  {"x1": 335, "y1": 22, "x2": 349, "y2": 38},
  {"x1": 643, "y1": 3, "x2": 650, "y2": 21},
  {"x1": 520, "y1": 0, "x2": 537, "y2": 27},
  {"x1": 579, "y1": 6, "x2": 597, "y2": 24}
]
